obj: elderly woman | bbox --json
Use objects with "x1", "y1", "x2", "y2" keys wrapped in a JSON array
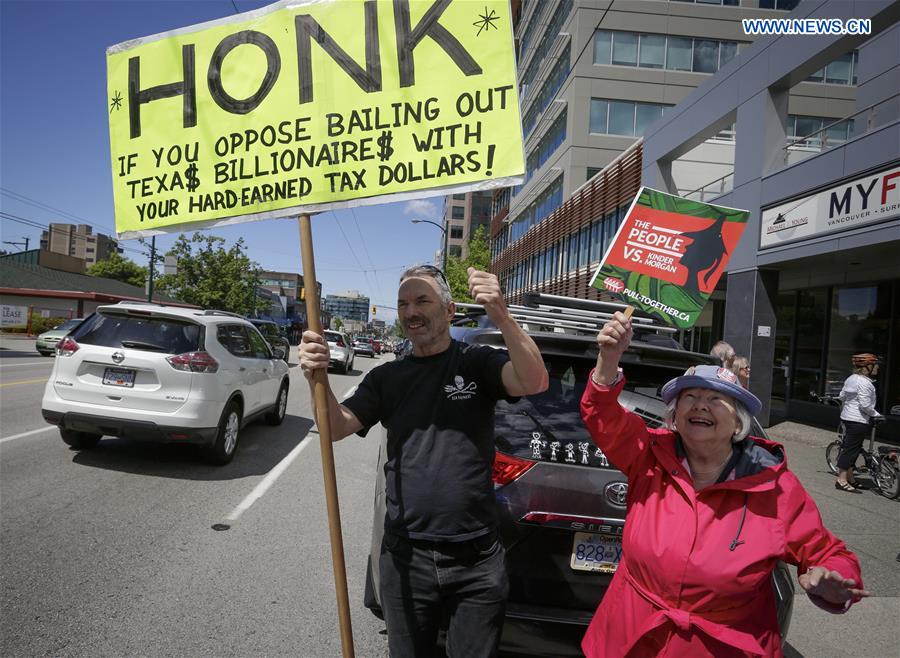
[{"x1": 580, "y1": 312, "x2": 868, "y2": 657}]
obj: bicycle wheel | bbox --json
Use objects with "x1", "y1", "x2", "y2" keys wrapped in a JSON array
[
  {"x1": 874, "y1": 460, "x2": 900, "y2": 499},
  {"x1": 825, "y1": 441, "x2": 842, "y2": 475}
]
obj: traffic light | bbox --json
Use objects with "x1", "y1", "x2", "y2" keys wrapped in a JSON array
[{"x1": 372, "y1": 305, "x2": 377, "y2": 314}]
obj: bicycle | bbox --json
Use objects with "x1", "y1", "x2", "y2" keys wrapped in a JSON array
[{"x1": 826, "y1": 416, "x2": 900, "y2": 499}]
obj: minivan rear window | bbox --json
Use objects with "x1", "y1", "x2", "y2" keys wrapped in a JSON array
[{"x1": 72, "y1": 312, "x2": 202, "y2": 354}]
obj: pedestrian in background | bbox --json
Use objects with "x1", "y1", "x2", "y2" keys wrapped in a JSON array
[
  {"x1": 579, "y1": 312, "x2": 868, "y2": 657},
  {"x1": 835, "y1": 353, "x2": 882, "y2": 492},
  {"x1": 732, "y1": 355, "x2": 750, "y2": 389},
  {"x1": 299, "y1": 265, "x2": 548, "y2": 657},
  {"x1": 710, "y1": 340, "x2": 736, "y2": 370}
]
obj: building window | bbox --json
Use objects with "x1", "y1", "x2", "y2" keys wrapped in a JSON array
[
  {"x1": 671, "y1": 0, "x2": 740, "y2": 5},
  {"x1": 595, "y1": 30, "x2": 740, "y2": 74},
  {"x1": 522, "y1": 48, "x2": 570, "y2": 138},
  {"x1": 758, "y1": 0, "x2": 800, "y2": 10},
  {"x1": 448, "y1": 245, "x2": 462, "y2": 258},
  {"x1": 451, "y1": 206, "x2": 465, "y2": 219},
  {"x1": 587, "y1": 167, "x2": 602, "y2": 182},
  {"x1": 590, "y1": 99, "x2": 671, "y2": 137},
  {"x1": 452, "y1": 194, "x2": 466, "y2": 200},
  {"x1": 519, "y1": 0, "x2": 573, "y2": 95},
  {"x1": 611, "y1": 32, "x2": 638, "y2": 67},
  {"x1": 667, "y1": 36, "x2": 693, "y2": 71},
  {"x1": 518, "y1": 110, "x2": 567, "y2": 194},
  {"x1": 450, "y1": 225, "x2": 464, "y2": 239},
  {"x1": 806, "y1": 51, "x2": 858, "y2": 86},
  {"x1": 787, "y1": 114, "x2": 854, "y2": 147}
]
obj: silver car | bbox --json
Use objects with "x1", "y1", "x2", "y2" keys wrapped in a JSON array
[{"x1": 324, "y1": 330, "x2": 354, "y2": 374}]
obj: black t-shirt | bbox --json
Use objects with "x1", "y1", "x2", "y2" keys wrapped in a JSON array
[{"x1": 343, "y1": 340, "x2": 514, "y2": 542}]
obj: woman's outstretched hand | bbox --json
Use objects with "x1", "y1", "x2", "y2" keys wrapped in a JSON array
[{"x1": 799, "y1": 566, "x2": 871, "y2": 605}]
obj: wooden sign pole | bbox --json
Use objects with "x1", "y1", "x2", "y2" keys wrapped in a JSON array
[{"x1": 298, "y1": 213, "x2": 355, "y2": 658}]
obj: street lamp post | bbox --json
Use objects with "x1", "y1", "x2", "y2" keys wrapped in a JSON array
[{"x1": 410, "y1": 219, "x2": 448, "y2": 269}]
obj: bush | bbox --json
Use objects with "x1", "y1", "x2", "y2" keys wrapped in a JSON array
[{"x1": 30, "y1": 316, "x2": 70, "y2": 335}]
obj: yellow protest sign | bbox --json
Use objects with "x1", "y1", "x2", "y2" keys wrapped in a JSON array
[{"x1": 107, "y1": 0, "x2": 524, "y2": 238}]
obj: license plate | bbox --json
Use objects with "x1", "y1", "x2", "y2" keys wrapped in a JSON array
[
  {"x1": 571, "y1": 532, "x2": 622, "y2": 573},
  {"x1": 102, "y1": 367, "x2": 136, "y2": 388}
]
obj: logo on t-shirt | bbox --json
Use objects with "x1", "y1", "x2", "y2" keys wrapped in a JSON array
[{"x1": 444, "y1": 375, "x2": 477, "y2": 400}]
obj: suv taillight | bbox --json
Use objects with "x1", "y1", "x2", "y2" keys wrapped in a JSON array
[
  {"x1": 492, "y1": 452, "x2": 535, "y2": 487},
  {"x1": 166, "y1": 351, "x2": 219, "y2": 373},
  {"x1": 56, "y1": 337, "x2": 79, "y2": 357}
]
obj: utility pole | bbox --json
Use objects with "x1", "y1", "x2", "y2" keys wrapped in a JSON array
[
  {"x1": 3, "y1": 237, "x2": 29, "y2": 251},
  {"x1": 147, "y1": 236, "x2": 156, "y2": 302}
]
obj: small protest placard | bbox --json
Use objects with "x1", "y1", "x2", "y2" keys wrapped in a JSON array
[
  {"x1": 589, "y1": 187, "x2": 749, "y2": 329},
  {"x1": 106, "y1": 0, "x2": 524, "y2": 238}
]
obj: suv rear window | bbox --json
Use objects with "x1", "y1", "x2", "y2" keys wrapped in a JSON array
[
  {"x1": 495, "y1": 352, "x2": 766, "y2": 467},
  {"x1": 324, "y1": 331, "x2": 344, "y2": 343},
  {"x1": 495, "y1": 355, "x2": 693, "y2": 468},
  {"x1": 72, "y1": 312, "x2": 202, "y2": 354}
]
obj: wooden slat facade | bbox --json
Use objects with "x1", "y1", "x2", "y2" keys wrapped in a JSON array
[{"x1": 490, "y1": 140, "x2": 643, "y2": 304}]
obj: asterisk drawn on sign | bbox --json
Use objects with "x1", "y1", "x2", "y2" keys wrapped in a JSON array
[
  {"x1": 110, "y1": 91, "x2": 123, "y2": 114},
  {"x1": 473, "y1": 6, "x2": 499, "y2": 37}
]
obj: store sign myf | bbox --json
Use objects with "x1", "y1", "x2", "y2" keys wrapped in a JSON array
[{"x1": 761, "y1": 164, "x2": 900, "y2": 248}]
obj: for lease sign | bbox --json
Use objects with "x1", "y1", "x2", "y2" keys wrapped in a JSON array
[
  {"x1": 1, "y1": 305, "x2": 28, "y2": 329},
  {"x1": 106, "y1": 0, "x2": 524, "y2": 238},
  {"x1": 590, "y1": 187, "x2": 749, "y2": 329},
  {"x1": 761, "y1": 164, "x2": 900, "y2": 248}
]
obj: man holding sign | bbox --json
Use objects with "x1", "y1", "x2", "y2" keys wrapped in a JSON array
[{"x1": 299, "y1": 265, "x2": 547, "y2": 656}]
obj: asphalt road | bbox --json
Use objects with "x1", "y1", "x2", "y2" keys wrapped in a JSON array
[{"x1": 1, "y1": 334, "x2": 897, "y2": 657}]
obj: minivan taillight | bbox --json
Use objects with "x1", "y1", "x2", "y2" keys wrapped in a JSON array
[
  {"x1": 492, "y1": 451, "x2": 536, "y2": 487},
  {"x1": 56, "y1": 337, "x2": 79, "y2": 357},
  {"x1": 166, "y1": 351, "x2": 219, "y2": 373}
]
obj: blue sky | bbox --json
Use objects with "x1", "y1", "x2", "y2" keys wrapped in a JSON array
[{"x1": 0, "y1": 0, "x2": 451, "y2": 323}]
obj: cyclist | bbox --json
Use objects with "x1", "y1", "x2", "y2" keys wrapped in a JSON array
[{"x1": 835, "y1": 353, "x2": 882, "y2": 492}]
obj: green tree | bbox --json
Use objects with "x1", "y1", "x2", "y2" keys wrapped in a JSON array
[
  {"x1": 87, "y1": 252, "x2": 148, "y2": 288},
  {"x1": 155, "y1": 233, "x2": 265, "y2": 315},
  {"x1": 393, "y1": 317, "x2": 405, "y2": 338},
  {"x1": 444, "y1": 225, "x2": 492, "y2": 303},
  {"x1": 333, "y1": 316, "x2": 344, "y2": 331}
]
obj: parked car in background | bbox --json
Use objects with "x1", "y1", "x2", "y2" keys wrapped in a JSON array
[
  {"x1": 353, "y1": 337, "x2": 375, "y2": 358},
  {"x1": 36, "y1": 318, "x2": 84, "y2": 356},
  {"x1": 249, "y1": 319, "x2": 291, "y2": 363},
  {"x1": 41, "y1": 303, "x2": 290, "y2": 465},
  {"x1": 363, "y1": 294, "x2": 794, "y2": 655},
  {"x1": 324, "y1": 329, "x2": 354, "y2": 374}
]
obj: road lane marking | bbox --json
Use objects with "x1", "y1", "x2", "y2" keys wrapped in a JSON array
[
  {"x1": 221, "y1": 384, "x2": 356, "y2": 526},
  {"x1": 0, "y1": 377, "x2": 49, "y2": 388},
  {"x1": 0, "y1": 426, "x2": 55, "y2": 444},
  {"x1": 223, "y1": 431, "x2": 316, "y2": 523},
  {"x1": 0, "y1": 361, "x2": 54, "y2": 369}
]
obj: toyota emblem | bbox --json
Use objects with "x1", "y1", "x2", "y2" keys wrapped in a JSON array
[
  {"x1": 111, "y1": 351, "x2": 125, "y2": 364},
  {"x1": 605, "y1": 482, "x2": 628, "y2": 507}
]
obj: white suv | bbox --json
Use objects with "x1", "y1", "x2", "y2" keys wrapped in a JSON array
[
  {"x1": 41, "y1": 302, "x2": 290, "y2": 464},
  {"x1": 324, "y1": 330, "x2": 354, "y2": 374}
]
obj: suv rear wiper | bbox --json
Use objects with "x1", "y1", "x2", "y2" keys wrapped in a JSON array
[
  {"x1": 519, "y1": 410, "x2": 559, "y2": 443},
  {"x1": 119, "y1": 340, "x2": 167, "y2": 351}
]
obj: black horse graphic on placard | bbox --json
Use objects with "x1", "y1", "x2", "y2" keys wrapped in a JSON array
[{"x1": 679, "y1": 214, "x2": 729, "y2": 295}]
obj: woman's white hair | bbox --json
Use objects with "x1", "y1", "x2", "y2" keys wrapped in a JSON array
[{"x1": 663, "y1": 392, "x2": 752, "y2": 442}]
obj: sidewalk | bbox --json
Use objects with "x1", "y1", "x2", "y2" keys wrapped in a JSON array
[{"x1": 766, "y1": 421, "x2": 838, "y2": 449}]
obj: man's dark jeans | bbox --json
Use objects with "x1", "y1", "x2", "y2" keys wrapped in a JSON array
[{"x1": 378, "y1": 531, "x2": 508, "y2": 657}]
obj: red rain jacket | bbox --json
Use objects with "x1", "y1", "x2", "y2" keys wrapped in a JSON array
[{"x1": 580, "y1": 375, "x2": 863, "y2": 657}]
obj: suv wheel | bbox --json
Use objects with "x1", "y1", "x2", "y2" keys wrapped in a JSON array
[
  {"x1": 209, "y1": 401, "x2": 241, "y2": 465},
  {"x1": 266, "y1": 382, "x2": 289, "y2": 426},
  {"x1": 60, "y1": 429, "x2": 102, "y2": 449}
]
